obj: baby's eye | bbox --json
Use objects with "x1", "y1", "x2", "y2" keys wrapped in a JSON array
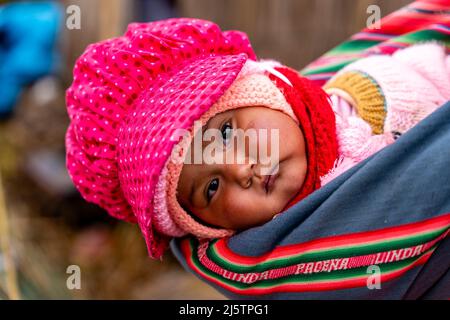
[
  {"x1": 220, "y1": 121, "x2": 233, "y2": 145},
  {"x1": 206, "y1": 178, "x2": 219, "y2": 202}
]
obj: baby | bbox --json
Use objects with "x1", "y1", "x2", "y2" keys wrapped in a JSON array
[
  {"x1": 65, "y1": 18, "x2": 449, "y2": 258},
  {"x1": 173, "y1": 60, "x2": 337, "y2": 233}
]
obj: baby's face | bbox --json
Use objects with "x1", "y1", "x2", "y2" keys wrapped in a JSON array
[{"x1": 177, "y1": 106, "x2": 307, "y2": 231}]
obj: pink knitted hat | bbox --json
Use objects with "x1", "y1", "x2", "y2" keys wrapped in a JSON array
[{"x1": 66, "y1": 18, "x2": 257, "y2": 259}]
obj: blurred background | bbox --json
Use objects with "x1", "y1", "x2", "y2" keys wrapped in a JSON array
[{"x1": 0, "y1": 0, "x2": 411, "y2": 299}]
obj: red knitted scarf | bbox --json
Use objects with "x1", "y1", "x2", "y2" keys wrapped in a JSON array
[{"x1": 269, "y1": 67, "x2": 339, "y2": 209}]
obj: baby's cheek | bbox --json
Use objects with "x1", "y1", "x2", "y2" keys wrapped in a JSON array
[
  {"x1": 223, "y1": 191, "x2": 272, "y2": 229},
  {"x1": 221, "y1": 194, "x2": 248, "y2": 225}
]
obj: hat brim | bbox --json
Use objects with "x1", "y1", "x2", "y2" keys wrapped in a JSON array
[{"x1": 117, "y1": 53, "x2": 250, "y2": 258}]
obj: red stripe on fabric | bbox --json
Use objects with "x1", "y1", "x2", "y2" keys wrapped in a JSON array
[
  {"x1": 413, "y1": 0, "x2": 450, "y2": 11},
  {"x1": 360, "y1": 1, "x2": 450, "y2": 36}
]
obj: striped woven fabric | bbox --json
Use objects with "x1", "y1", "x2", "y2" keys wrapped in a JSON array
[
  {"x1": 301, "y1": 0, "x2": 450, "y2": 86},
  {"x1": 179, "y1": 214, "x2": 449, "y2": 295},
  {"x1": 172, "y1": 0, "x2": 450, "y2": 299}
]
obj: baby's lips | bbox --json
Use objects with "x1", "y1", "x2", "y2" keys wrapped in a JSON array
[{"x1": 262, "y1": 171, "x2": 279, "y2": 193}]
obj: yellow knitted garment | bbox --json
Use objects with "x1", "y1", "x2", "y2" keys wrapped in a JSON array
[{"x1": 324, "y1": 71, "x2": 386, "y2": 135}]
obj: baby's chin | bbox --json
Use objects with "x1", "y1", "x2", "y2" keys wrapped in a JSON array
[
  {"x1": 252, "y1": 191, "x2": 298, "y2": 227},
  {"x1": 282, "y1": 156, "x2": 307, "y2": 197},
  {"x1": 263, "y1": 192, "x2": 294, "y2": 221},
  {"x1": 277, "y1": 170, "x2": 305, "y2": 206}
]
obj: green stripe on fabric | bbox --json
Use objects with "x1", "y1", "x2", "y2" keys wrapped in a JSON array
[
  {"x1": 190, "y1": 238, "x2": 436, "y2": 291},
  {"x1": 325, "y1": 39, "x2": 381, "y2": 55},
  {"x1": 391, "y1": 29, "x2": 450, "y2": 46},
  {"x1": 301, "y1": 29, "x2": 449, "y2": 77},
  {"x1": 301, "y1": 59, "x2": 358, "y2": 76},
  {"x1": 207, "y1": 227, "x2": 447, "y2": 273}
]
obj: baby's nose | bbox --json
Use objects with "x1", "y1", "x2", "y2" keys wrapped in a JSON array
[{"x1": 224, "y1": 163, "x2": 256, "y2": 188}]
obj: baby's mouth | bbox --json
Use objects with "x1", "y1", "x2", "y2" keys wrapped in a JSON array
[{"x1": 262, "y1": 165, "x2": 280, "y2": 194}]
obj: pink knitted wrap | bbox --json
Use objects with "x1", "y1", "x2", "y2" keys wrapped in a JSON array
[{"x1": 322, "y1": 43, "x2": 450, "y2": 185}]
